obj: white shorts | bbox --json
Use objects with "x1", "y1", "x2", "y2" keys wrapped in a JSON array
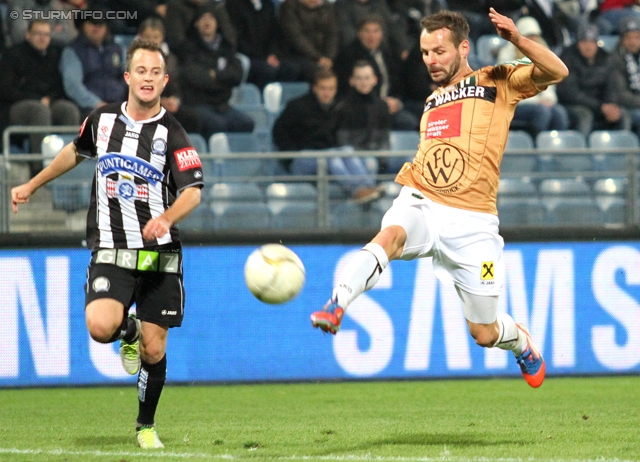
[{"x1": 381, "y1": 186, "x2": 504, "y2": 298}]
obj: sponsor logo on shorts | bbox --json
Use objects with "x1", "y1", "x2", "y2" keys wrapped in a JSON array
[
  {"x1": 161, "y1": 310, "x2": 177, "y2": 316},
  {"x1": 174, "y1": 147, "x2": 202, "y2": 171},
  {"x1": 481, "y1": 261, "x2": 495, "y2": 283},
  {"x1": 92, "y1": 276, "x2": 110, "y2": 292}
]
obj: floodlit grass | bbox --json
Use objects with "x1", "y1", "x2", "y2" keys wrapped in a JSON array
[{"x1": 0, "y1": 376, "x2": 639, "y2": 461}]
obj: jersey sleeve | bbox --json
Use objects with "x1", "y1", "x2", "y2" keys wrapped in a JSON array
[
  {"x1": 167, "y1": 124, "x2": 205, "y2": 192},
  {"x1": 73, "y1": 112, "x2": 97, "y2": 158},
  {"x1": 502, "y1": 60, "x2": 541, "y2": 103}
]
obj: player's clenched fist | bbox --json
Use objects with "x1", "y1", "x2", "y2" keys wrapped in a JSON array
[{"x1": 11, "y1": 183, "x2": 34, "y2": 213}]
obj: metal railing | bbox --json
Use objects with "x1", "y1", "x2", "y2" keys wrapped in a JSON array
[{"x1": 3, "y1": 125, "x2": 640, "y2": 234}]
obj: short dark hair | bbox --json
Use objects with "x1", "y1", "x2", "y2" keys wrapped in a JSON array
[
  {"x1": 356, "y1": 13, "x2": 384, "y2": 32},
  {"x1": 138, "y1": 16, "x2": 165, "y2": 37},
  {"x1": 125, "y1": 38, "x2": 167, "y2": 72},
  {"x1": 313, "y1": 67, "x2": 336, "y2": 85},
  {"x1": 421, "y1": 10, "x2": 470, "y2": 48},
  {"x1": 352, "y1": 59, "x2": 374, "y2": 75},
  {"x1": 28, "y1": 19, "x2": 50, "y2": 32}
]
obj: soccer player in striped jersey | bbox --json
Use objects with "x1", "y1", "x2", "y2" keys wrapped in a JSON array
[
  {"x1": 11, "y1": 39, "x2": 204, "y2": 447},
  {"x1": 312, "y1": 9, "x2": 569, "y2": 388}
]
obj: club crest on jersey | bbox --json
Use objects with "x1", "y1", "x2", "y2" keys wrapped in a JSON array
[
  {"x1": 174, "y1": 147, "x2": 202, "y2": 171},
  {"x1": 98, "y1": 125, "x2": 109, "y2": 142},
  {"x1": 107, "y1": 176, "x2": 149, "y2": 202},
  {"x1": 151, "y1": 138, "x2": 167, "y2": 156},
  {"x1": 98, "y1": 152, "x2": 164, "y2": 185}
]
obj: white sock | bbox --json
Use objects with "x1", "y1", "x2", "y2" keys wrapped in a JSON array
[
  {"x1": 494, "y1": 312, "x2": 527, "y2": 356},
  {"x1": 332, "y1": 243, "x2": 389, "y2": 309}
]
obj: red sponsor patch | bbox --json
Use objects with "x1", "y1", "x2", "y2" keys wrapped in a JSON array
[
  {"x1": 174, "y1": 147, "x2": 202, "y2": 171},
  {"x1": 425, "y1": 104, "x2": 462, "y2": 139},
  {"x1": 78, "y1": 117, "x2": 88, "y2": 136}
]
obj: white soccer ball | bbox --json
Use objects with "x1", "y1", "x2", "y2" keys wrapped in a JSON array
[{"x1": 244, "y1": 244, "x2": 306, "y2": 304}]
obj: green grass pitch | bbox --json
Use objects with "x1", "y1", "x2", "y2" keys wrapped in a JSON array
[{"x1": 0, "y1": 376, "x2": 638, "y2": 461}]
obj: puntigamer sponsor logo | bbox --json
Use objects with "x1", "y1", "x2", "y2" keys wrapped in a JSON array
[{"x1": 97, "y1": 153, "x2": 164, "y2": 185}]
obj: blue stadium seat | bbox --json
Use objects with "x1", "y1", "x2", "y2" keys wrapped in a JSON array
[
  {"x1": 330, "y1": 202, "x2": 380, "y2": 229},
  {"x1": 213, "y1": 203, "x2": 271, "y2": 230},
  {"x1": 476, "y1": 35, "x2": 508, "y2": 66},
  {"x1": 187, "y1": 133, "x2": 208, "y2": 154},
  {"x1": 209, "y1": 132, "x2": 274, "y2": 179},
  {"x1": 263, "y1": 81, "x2": 310, "y2": 114},
  {"x1": 498, "y1": 178, "x2": 537, "y2": 197},
  {"x1": 266, "y1": 182, "x2": 318, "y2": 228},
  {"x1": 501, "y1": 131, "x2": 536, "y2": 174},
  {"x1": 536, "y1": 130, "x2": 590, "y2": 173},
  {"x1": 41, "y1": 134, "x2": 75, "y2": 166},
  {"x1": 388, "y1": 131, "x2": 419, "y2": 173},
  {"x1": 50, "y1": 159, "x2": 96, "y2": 212},
  {"x1": 588, "y1": 130, "x2": 638, "y2": 173},
  {"x1": 229, "y1": 83, "x2": 262, "y2": 107},
  {"x1": 179, "y1": 203, "x2": 216, "y2": 231},
  {"x1": 539, "y1": 178, "x2": 601, "y2": 225},
  {"x1": 497, "y1": 197, "x2": 546, "y2": 226},
  {"x1": 594, "y1": 177, "x2": 628, "y2": 224}
]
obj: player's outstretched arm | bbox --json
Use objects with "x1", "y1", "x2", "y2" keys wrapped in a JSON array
[
  {"x1": 142, "y1": 186, "x2": 201, "y2": 241},
  {"x1": 11, "y1": 142, "x2": 84, "y2": 213},
  {"x1": 488, "y1": 7, "x2": 568, "y2": 87}
]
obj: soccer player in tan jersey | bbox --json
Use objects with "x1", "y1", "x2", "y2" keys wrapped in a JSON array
[{"x1": 311, "y1": 8, "x2": 568, "y2": 388}]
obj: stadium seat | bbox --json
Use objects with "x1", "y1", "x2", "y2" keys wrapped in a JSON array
[
  {"x1": 41, "y1": 134, "x2": 75, "y2": 166},
  {"x1": 114, "y1": 34, "x2": 135, "y2": 62},
  {"x1": 388, "y1": 131, "x2": 419, "y2": 173},
  {"x1": 50, "y1": 158, "x2": 96, "y2": 212},
  {"x1": 539, "y1": 178, "x2": 601, "y2": 225},
  {"x1": 497, "y1": 197, "x2": 546, "y2": 226},
  {"x1": 263, "y1": 81, "x2": 310, "y2": 114},
  {"x1": 213, "y1": 202, "x2": 271, "y2": 230},
  {"x1": 179, "y1": 203, "x2": 216, "y2": 231},
  {"x1": 498, "y1": 178, "x2": 537, "y2": 197},
  {"x1": 330, "y1": 202, "x2": 380, "y2": 229},
  {"x1": 209, "y1": 182, "x2": 263, "y2": 204},
  {"x1": 476, "y1": 35, "x2": 508, "y2": 66},
  {"x1": 594, "y1": 177, "x2": 628, "y2": 224},
  {"x1": 501, "y1": 131, "x2": 536, "y2": 175},
  {"x1": 209, "y1": 132, "x2": 274, "y2": 179},
  {"x1": 536, "y1": 130, "x2": 590, "y2": 173},
  {"x1": 265, "y1": 182, "x2": 318, "y2": 228},
  {"x1": 229, "y1": 83, "x2": 262, "y2": 107},
  {"x1": 187, "y1": 133, "x2": 208, "y2": 154},
  {"x1": 588, "y1": 130, "x2": 638, "y2": 173}
]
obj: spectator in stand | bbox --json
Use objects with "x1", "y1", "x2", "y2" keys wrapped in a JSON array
[
  {"x1": 273, "y1": 68, "x2": 382, "y2": 202},
  {"x1": 401, "y1": 36, "x2": 436, "y2": 123},
  {"x1": 177, "y1": 3, "x2": 254, "y2": 137},
  {"x1": 335, "y1": 0, "x2": 411, "y2": 61},
  {"x1": 90, "y1": 0, "x2": 167, "y2": 35},
  {"x1": 334, "y1": 14, "x2": 419, "y2": 130},
  {"x1": 597, "y1": 0, "x2": 640, "y2": 35},
  {"x1": 557, "y1": 23, "x2": 631, "y2": 136},
  {"x1": 7, "y1": 0, "x2": 78, "y2": 47},
  {"x1": 60, "y1": 12, "x2": 127, "y2": 117},
  {"x1": 226, "y1": 0, "x2": 302, "y2": 90},
  {"x1": 497, "y1": 16, "x2": 569, "y2": 137},
  {"x1": 278, "y1": 0, "x2": 340, "y2": 82},
  {"x1": 165, "y1": 0, "x2": 237, "y2": 53},
  {"x1": 137, "y1": 17, "x2": 202, "y2": 135},
  {"x1": 0, "y1": 19, "x2": 80, "y2": 175},
  {"x1": 611, "y1": 16, "x2": 640, "y2": 138},
  {"x1": 337, "y1": 60, "x2": 392, "y2": 173}
]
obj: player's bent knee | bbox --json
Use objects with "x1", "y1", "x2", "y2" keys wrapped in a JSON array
[{"x1": 86, "y1": 318, "x2": 117, "y2": 343}]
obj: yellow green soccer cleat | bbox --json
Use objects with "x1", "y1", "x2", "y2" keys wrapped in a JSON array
[
  {"x1": 119, "y1": 314, "x2": 141, "y2": 375},
  {"x1": 136, "y1": 425, "x2": 164, "y2": 449}
]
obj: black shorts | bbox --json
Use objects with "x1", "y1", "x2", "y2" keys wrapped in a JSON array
[{"x1": 85, "y1": 252, "x2": 185, "y2": 327}]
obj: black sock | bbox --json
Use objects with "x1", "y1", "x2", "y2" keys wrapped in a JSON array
[
  {"x1": 136, "y1": 355, "x2": 167, "y2": 428},
  {"x1": 107, "y1": 315, "x2": 139, "y2": 343}
]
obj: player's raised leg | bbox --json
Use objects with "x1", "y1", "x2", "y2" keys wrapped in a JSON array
[
  {"x1": 311, "y1": 225, "x2": 404, "y2": 334},
  {"x1": 459, "y1": 288, "x2": 545, "y2": 387}
]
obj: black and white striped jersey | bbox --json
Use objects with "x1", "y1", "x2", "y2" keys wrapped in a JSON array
[{"x1": 75, "y1": 102, "x2": 204, "y2": 251}]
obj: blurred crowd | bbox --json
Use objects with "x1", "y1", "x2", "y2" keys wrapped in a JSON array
[{"x1": 3, "y1": 0, "x2": 640, "y2": 181}]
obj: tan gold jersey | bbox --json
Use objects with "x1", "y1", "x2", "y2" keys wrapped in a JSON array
[{"x1": 395, "y1": 61, "x2": 540, "y2": 214}]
